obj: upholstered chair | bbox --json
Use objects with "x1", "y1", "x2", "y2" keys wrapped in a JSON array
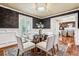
[
  {"x1": 55, "y1": 43, "x2": 68, "y2": 56},
  {"x1": 16, "y1": 36, "x2": 35, "y2": 56},
  {"x1": 36, "y1": 35, "x2": 55, "y2": 56}
]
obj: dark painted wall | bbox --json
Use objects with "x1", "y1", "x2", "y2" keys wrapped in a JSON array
[
  {"x1": 0, "y1": 7, "x2": 18, "y2": 28},
  {"x1": 33, "y1": 18, "x2": 41, "y2": 29},
  {"x1": 40, "y1": 18, "x2": 50, "y2": 29},
  {"x1": 78, "y1": 11, "x2": 79, "y2": 28},
  {"x1": 33, "y1": 18, "x2": 50, "y2": 29}
]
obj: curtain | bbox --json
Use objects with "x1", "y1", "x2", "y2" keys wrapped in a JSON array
[{"x1": 19, "y1": 14, "x2": 32, "y2": 37}]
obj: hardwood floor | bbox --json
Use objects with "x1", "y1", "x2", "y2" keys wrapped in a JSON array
[
  {"x1": 0, "y1": 48, "x2": 4, "y2": 56},
  {"x1": 0, "y1": 44, "x2": 17, "y2": 56},
  {"x1": 0, "y1": 44, "x2": 79, "y2": 56},
  {"x1": 76, "y1": 46, "x2": 79, "y2": 56},
  {"x1": 59, "y1": 36, "x2": 77, "y2": 55}
]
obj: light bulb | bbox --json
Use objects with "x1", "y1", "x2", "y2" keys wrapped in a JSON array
[{"x1": 37, "y1": 7, "x2": 45, "y2": 11}]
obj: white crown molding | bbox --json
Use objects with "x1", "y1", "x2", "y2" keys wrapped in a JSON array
[
  {"x1": 42, "y1": 8, "x2": 79, "y2": 19},
  {"x1": 0, "y1": 4, "x2": 79, "y2": 19},
  {"x1": 0, "y1": 5, "x2": 41, "y2": 19}
]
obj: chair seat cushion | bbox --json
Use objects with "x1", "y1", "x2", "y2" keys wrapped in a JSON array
[
  {"x1": 58, "y1": 44, "x2": 68, "y2": 52},
  {"x1": 23, "y1": 42, "x2": 35, "y2": 51},
  {"x1": 36, "y1": 41, "x2": 47, "y2": 51}
]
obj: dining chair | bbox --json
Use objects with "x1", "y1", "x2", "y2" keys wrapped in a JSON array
[
  {"x1": 16, "y1": 36, "x2": 35, "y2": 56},
  {"x1": 55, "y1": 42, "x2": 68, "y2": 56},
  {"x1": 36, "y1": 35, "x2": 55, "y2": 56},
  {"x1": 68, "y1": 30, "x2": 74, "y2": 37}
]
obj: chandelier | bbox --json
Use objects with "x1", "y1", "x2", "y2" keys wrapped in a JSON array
[{"x1": 34, "y1": 3, "x2": 47, "y2": 12}]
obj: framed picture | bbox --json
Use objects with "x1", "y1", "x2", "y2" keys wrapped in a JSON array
[{"x1": 59, "y1": 21, "x2": 75, "y2": 30}]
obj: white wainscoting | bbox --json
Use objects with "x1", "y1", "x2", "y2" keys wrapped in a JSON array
[{"x1": 0, "y1": 28, "x2": 18, "y2": 48}]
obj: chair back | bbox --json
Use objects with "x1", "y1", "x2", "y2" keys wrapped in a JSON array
[
  {"x1": 16, "y1": 36, "x2": 23, "y2": 51},
  {"x1": 68, "y1": 30, "x2": 74, "y2": 37},
  {"x1": 58, "y1": 44, "x2": 68, "y2": 52},
  {"x1": 46, "y1": 35, "x2": 55, "y2": 51},
  {"x1": 57, "y1": 43, "x2": 68, "y2": 55}
]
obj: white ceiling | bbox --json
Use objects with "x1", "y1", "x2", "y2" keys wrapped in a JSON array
[{"x1": 0, "y1": 3, "x2": 79, "y2": 19}]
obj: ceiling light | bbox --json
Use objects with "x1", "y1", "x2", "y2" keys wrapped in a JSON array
[
  {"x1": 34, "y1": 3, "x2": 47, "y2": 12},
  {"x1": 37, "y1": 7, "x2": 45, "y2": 11}
]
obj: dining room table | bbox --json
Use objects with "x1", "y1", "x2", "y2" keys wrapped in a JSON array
[{"x1": 31, "y1": 34, "x2": 48, "y2": 55}]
